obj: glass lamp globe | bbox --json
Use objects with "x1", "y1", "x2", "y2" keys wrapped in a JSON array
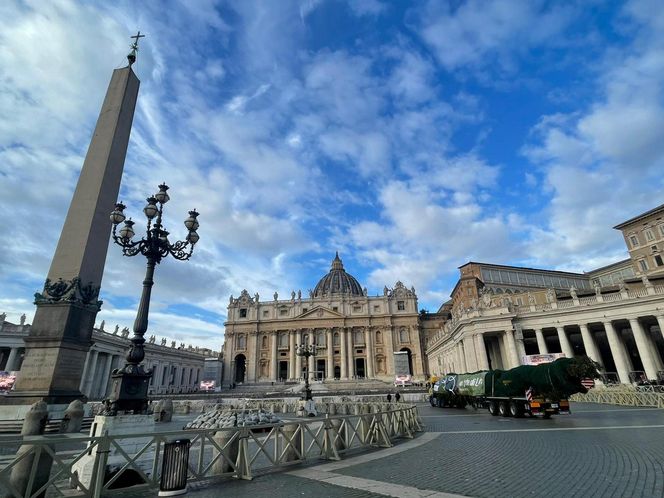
[
  {"x1": 144, "y1": 197, "x2": 159, "y2": 219},
  {"x1": 155, "y1": 183, "x2": 170, "y2": 204},
  {"x1": 184, "y1": 210, "x2": 200, "y2": 230},
  {"x1": 119, "y1": 219, "x2": 135, "y2": 240},
  {"x1": 110, "y1": 202, "x2": 126, "y2": 224}
]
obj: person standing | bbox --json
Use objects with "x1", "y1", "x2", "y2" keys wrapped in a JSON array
[
  {"x1": 395, "y1": 391, "x2": 401, "y2": 403},
  {"x1": 387, "y1": 393, "x2": 392, "y2": 403}
]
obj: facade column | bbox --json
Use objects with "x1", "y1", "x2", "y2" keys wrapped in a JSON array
[
  {"x1": 289, "y1": 329, "x2": 296, "y2": 380},
  {"x1": 535, "y1": 328, "x2": 548, "y2": 354},
  {"x1": 79, "y1": 350, "x2": 93, "y2": 391},
  {"x1": 340, "y1": 327, "x2": 348, "y2": 379},
  {"x1": 387, "y1": 326, "x2": 396, "y2": 376},
  {"x1": 463, "y1": 337, "x2": 476, "y2": 371},
  {"x1": 629, "y1": 318, "x2": 658, "y2": 380},
  {"x1": 556, "y1": 326, "x2": 574, "y2": 358},
  {"x1": 503, "y1": 329, "x2": 520, "y2": 368},
  {"x1": 295, "y1": 329, "x2": 302, "y2": 380},
  {"x1": 246, "y1": 332, "x2": 257, "y2": 382},
  {"x1": 458, "y1": 341, "x2": 467, "y2": 373},
  {"x1": 83, "y1": 350, "x2": 99, "y2": 397},
  {"x1": 474, "y1": 334, "x2": 489, "y2": 370},
  {"x1": 270, "y1": 332, "x2": 278, "y2": 380},
  {"x1": 603, "y1": 321, "x2": 630, "y2": 384},
  {"x1": 365, "y1": 327, "x2": 374, "y2": 379},
  {"x1": 515, "y1": 333, "x2": 526, "y2": 363},
  {"x1": 346, "y1": 327, "x2": 355, "y2": 378},
  {"x1": 579, "y1": 323, "x2": 603, "y2": 367},
  {"x1": 97, "y1": 353, "x2": 113, "y2": 400},
  {"x1": 656, "y1": 315, "x2": 664, "y2": 341},
  {"x1": 5, "y1": 348, "x2": 20, "y2": 372},
  {"x1": 326, "y1": 328, "x2": 334, "y2": 380}
]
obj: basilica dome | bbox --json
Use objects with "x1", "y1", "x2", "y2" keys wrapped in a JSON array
[{"x1": 313, "y1": 253, "x2": 364, "y2": 298}]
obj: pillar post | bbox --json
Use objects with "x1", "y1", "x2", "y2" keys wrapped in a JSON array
[
  {"x1": 629, "y1": 318, "x2": 658, "y2": 380},
  {"x1": 5, "y1": 348, "x2": 20, "y2": 372},
  {"x1": 365, "y1": 327, "x2": 374, "y2": 379},
  {"x1": 289, "y1": 329, "x2": 296, "y2": 380},
  {"x1": 97, "y1": 353, "x2": 113, "y2": 400},
  {"x1": 340, "y1": 327, "x2": 348, "y2": 379},
  {"x1": 503, "y1": 329, "x2": 520, "y2": 368},
  {"x1": 458, "y1": 341, "x2": 467, "y2": 372},
  {"x1": 556, "y1": 326, "x2": 574, "y2": 358},
  {"x1": 603, "y1": 321, "x2": 630, "y2": 384},
  {"x1": 295, "y1": 329, "x2": 302, "y2": 380},
  {"x1": 271, "y1": 332, "x2": 278, "y2": 381},
  {"x1": 535, "y1": 328, "x2": 548, "y2": 354},
  {"x1": 656, "y1": 315, "x2": 664, "y2": 341},
  {"x1": 326, "y1": 328, "x2": 334, "y2": 380},
  {"x1": 346, "y1": 328, "x2": 355, "y2": 378},
  {"x1": 579, "y1": 323, "x2": 602, "y2": 367},
  {"x1": 83, "y1": 350, "x2": 99, "y2": 397},
  {"x1": 474, "y1": 334, "x2": 489, "y2": 370}
]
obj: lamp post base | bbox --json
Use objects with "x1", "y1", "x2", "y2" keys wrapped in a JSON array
[{"x1": 105, "y1": 368, "x2": 151, "y2": 415}]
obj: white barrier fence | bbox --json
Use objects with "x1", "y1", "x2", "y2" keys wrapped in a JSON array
[
  {"x1": 571, "y1": 387, "x2": 664, "y2": 408},
  {"x1": 0, "y1": 403, "x2": 423, "y2": 497}
]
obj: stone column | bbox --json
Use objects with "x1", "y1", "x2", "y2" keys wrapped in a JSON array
[
  {"x1": 365, "y1": 327, "x2": 374, "y2": 379},
  {"x1": 97, "y1": 353, "x2": 113, "y2": 400},
  {"x1": 603, "y1": 321, "x2": 630, "y2": 384},
  {"x1": 535, "y1": 328, "x2": 548, "y2": 354},
  {"x1": 271, "y1": 332, "x2": 278, "y2": 380},
  {"x1": 656, "y1": 315, "x2": 664, "y2": 341},
  {"x1": 579, "y1": 324, "x2": 602, "y2": 367},
  {"x1": 308, "y1": 351, "x2": 315, "y2": 381},
  {"x1": 462, "y1": 337, "x2": 474, "y2": 371},
  {"x1": 340, "y1": 328, "x2": 348, "y2": 379},
  {"x1": 503, "y1": 329, "x2": 520, "y2": 368},
  {"x1": 5, "y1": 348, "x2": 20, "y2": 372},
  {"x1": 326, "y1": 328, "x2": 334, "y2": 380},
  {"x1": 556, "y1": 326, "x2": 574, "y2": 358},
  {"x1": 79, "y1": 350, "x2": 93, "y2": 391},
  {"x1": 83, "y1": 350, "x2": 99, "y2": 397},
  {"x1": 289, "y1": 329, "x2": 296, "y2": 380},
  {"x1": 247, "y1": 332, "x2": 258, "y2": 382},
  {"x1": 346, "y1": 328, "x2": 355, "y2": 378},
  {"x1": 474, "y1": 334, "x2": 489, "y2": 370},
  {"x1": 295, "y1": 329, "x2": 302, "y2": 380},
  {"x1": 458, "y1": 341, "x2": 467, "y2": 372},
  {"x1": 629, "y1": 318, "x2": 659, "y2": 380}
]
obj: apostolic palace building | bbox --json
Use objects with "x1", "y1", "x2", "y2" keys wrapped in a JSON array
[
  {"x1": 426, "y1": 203, "x2": 664, "y2": 385},
  {"x1": 222, "y1": 253, "x2": 427, "y2": 384}
]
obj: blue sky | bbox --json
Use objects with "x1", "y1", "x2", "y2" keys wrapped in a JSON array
[{"x1": 1, "y1": 0, "x2": 663, "y2": 350}]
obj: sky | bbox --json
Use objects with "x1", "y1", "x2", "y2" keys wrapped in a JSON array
[{"x1": 1, "y1": 0, "x2": 663, "y2": 351}]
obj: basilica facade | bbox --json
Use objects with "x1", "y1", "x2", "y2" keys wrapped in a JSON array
[{"x1": 222, "y1": 254, "x2": 426, "y2": 385}]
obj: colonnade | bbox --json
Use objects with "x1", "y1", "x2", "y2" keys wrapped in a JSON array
[
  {"x1": 0, "y1": 347, "x2": 23, "y2": 371},
  {"x1": 438, "y1": 314, "x2": 664, "y2": 384}
]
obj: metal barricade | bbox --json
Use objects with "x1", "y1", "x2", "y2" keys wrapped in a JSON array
[{"x1": 159, "y1": 439, "x2": 190, "y2": 496}]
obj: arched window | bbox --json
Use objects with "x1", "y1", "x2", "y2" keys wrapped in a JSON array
[
  {"x1": 262, "y1": 335, "x2": 268, "y2": 349},
  {"x1": 333, "y1": 332, "x2": 340, "y2": 346},
  {"x1": 354, "y1": 329, "x2": 364, "y2": 344},
  {"x1": 399, "y1": 327, "x2": 409, "y2": 343},
  {"x1": 375, "y1": 330, "x2": 382, "y2": 344},
  {"x1": 303, "y1": 333, "x2": 309, "y2": 346},
  {"x1": 237, "y1": 334, "x2": 246, "y2": 349},
  {"x1": 317, "y1": 330, "x2": 325, "y2": 346},
  {"x1": 279, "y1": 332, "x2": 288, "y2": 347}
]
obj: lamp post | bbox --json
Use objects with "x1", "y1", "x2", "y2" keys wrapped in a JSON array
[
  {"x1": 106, "y1": 183, "x2": 200, "y2": 414},
  {"x1": 295, "y1": 342, "x2": 317, "y2": 401}
]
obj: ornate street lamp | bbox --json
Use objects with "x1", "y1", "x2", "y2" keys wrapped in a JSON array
[
  {"x1": 105, "y1": 183, "x2": 199, "y2": 414},
  {"x1": 295, "y1": 342, "x2": 317, "y2": 401}
]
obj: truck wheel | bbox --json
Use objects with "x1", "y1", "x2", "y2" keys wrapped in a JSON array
[
  {"x1": 488, "y1": 401, "x2": 499, "y2": 416},
  {"x1": 509, "y1": 401, "x2": 523, "y2": 418},
  {"x1": 498, "y1": 401, "x2": 509, "y2": 417}
]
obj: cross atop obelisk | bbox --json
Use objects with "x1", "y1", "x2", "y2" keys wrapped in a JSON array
[
  {"x1": 5, "y1": 36, "x2": 142, "y2": 407},
  {"x1": 127, "y1": 31, "x2": 145, "y2": 66}
]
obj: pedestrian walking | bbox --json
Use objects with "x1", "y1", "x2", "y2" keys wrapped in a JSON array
[
  {"x1": 387, "y1": 393, "x2": 392, "y2": 403},
  {"x1": 395, "y1": 391, "x2": 401, "y2": 403}
]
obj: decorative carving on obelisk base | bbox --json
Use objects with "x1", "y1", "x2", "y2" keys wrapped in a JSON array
[{"x1": 4, "y1": 35, "x2": 143, "y2": 406}]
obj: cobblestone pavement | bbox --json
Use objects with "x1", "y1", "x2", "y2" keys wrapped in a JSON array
[{"x1": 143, "y1": 402, "x2": 664, "y2": 497}]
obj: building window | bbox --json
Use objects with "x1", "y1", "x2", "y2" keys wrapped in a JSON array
[
  {"x1": 660, "y1": 225, "x2": 664, "y2": 237},
  {"x1": 333, "y1": 332, "x2": 340, "y2": 346},
  {"x1": 399, "y1": 327, "x2": 409, "y2": 343},
  {"x1": 630, "y1": 235, "x2": 639, "y2": 247},
  {"x1": 373, "y1": 305, "x2": 380, "y2": 312},
  {"x1": 280, "y1": 308, "x2": 288, "y2": 316},
  {"x1": 655, "y1": 255, "x2": 663, "y2": 267},
  {"x1": 262, "y1": 335, "x2": 268, "y2": 349},
  {"x1": 397, "y1": 301, "x2": 405, "y2": 311},
  {"x1": 279, "y1": 333, "x2": 288, "y2": 347},
  {"x1": 353, "y1": 305, "x2": 361, "y2": 312},
  {"x1": 645, "y1": 230, "x2": 655, "y2": 241},
  {"x1": 639, "y1": 259, "x2": 649, "y2": 272},
  {"x1": 332, "y1": 306, "x2": 338, "y2": 312},
  {"x1": 375, "y1": 330, "x2": 382, "y2": 344},
  {"x1": 237, "y1": 334, "x2": 246, "y2": 350},
  {"x1": 516, "y1": 297, "x2": 523, "y2": 305},
  {"x1": 239, "y1": 308, "x2": 247, "y2": 318},
  {"x1": 302, "y1": 308, "x2": 308, "y2": 313},
  {"x1": 263, "y1": 310, "x2": 269, "y2": 317}
]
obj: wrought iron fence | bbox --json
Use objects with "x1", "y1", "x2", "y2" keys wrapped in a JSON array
[{"x1": 0, "y1": 403, "x2": 422, "y2": 497}]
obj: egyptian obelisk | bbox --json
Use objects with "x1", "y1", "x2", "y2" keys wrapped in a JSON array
[{"x1": 4, "y1": 35, "x2": 144, "y2": 406}]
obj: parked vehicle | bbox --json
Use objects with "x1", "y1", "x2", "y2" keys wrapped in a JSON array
[{"x1": 429, "y1": 356, "x2": 600, "y2": 418}]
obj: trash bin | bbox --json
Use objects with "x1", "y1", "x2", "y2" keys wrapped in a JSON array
[{"x1": 158, "y1": 439, "x2": 190, "y2": 496}]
